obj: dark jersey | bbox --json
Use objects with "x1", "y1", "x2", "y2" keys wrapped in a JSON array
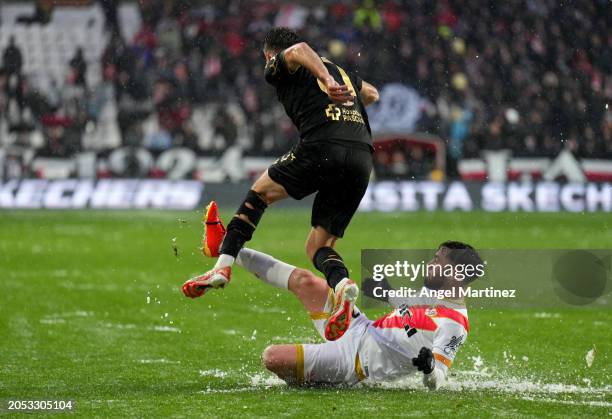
[{"x1": 264, "y1": 50, "x2": 372, "y2": 148}]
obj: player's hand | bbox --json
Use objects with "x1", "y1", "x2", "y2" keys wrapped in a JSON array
[
  {"x1": 412, "y1": 347, "x2": 435, "y2": 374},
  {"x1": 181, "y1": 279, "x2": 208, "y2": 298},
  {"x1": 322, "y1": 75, "x2": 354, "y2": 104}
]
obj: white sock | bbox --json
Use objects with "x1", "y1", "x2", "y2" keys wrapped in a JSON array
[
  {"x1": 334, "y1": 277, "x2": 351, "y2": 293},
  {"x1": 235, "y1": 248, "x2": 293, "y2": 289},
  {"x1": 214, "y1": 254, "x2": 235, "y2": 269}
]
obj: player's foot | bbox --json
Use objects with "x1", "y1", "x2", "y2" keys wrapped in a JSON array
[
  {"x1": 201, "y1": 201, "x2": 226, "y2": 258},
  {"x1": 325, "y1": 278, "x2": 359, "y2": 341},
  {"x1": 181, "y1": 267, "x2": 231, "y2": 298}
]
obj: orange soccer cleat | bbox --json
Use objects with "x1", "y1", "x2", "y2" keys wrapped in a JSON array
[
  {"x1": 181, "y1": 266, "x2": 232, "y2": 298},
  {"x1": 201, "y1": 201, "x2": 226, "y2": 258},
  {"x1": 324, "y1": 279, "x2": 359, "y2": 341}
]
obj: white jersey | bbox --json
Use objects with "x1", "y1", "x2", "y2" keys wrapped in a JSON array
[
  {"x1": 358, "y1": 299, "x2": 468, "y2": 383},
  {"x1": 299, "y1": 289, "x2": 468, "y2": 388}
]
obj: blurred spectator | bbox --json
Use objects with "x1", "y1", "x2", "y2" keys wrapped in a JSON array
[
  {"x1": 153, "y1": 76, "x2": 191, "y2": 147},
  {"x1": 99, "y1": 0, "x2": 120, "y2": 34},
  {"x1": 389, "y1": 149, "x2": 409, "y2": 178},
  {"x1": 69, "y1": 47, "x2": 88, "y2": 88},
  {"x1": 2, "y1": 36, "x2": 23, "y2": 77},
  {"x1": 373, "y1": 149, "x2": 390, "y2": 179},
  {"x1": 408, "y1": 146, "x2": 429, "y2": 179},
  {"x1": 354, "y1": 0, "x2": 382, "y2": 30},
  {"x1": 173, "y1": 61, "x2": 196, "y2": 102}
]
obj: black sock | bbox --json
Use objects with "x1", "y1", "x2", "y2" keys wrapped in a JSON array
[
  {"x1": 313, "y1": 246, "x2": 349, "y2": 290},
  {"x1": 220, "y1": 218, "x2": 253, "y2": 257},
  {"x1": 219, "y1": 190, "x2": 267, "y2": 257}
]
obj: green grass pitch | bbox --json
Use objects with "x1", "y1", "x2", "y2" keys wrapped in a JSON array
[{"x1": 0, "y1": 210, "x2": 610, "y2": 417}]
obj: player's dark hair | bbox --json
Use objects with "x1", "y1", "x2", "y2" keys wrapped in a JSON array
[
  {"x1": 263, "y1": 27, "x2": 301, "y2": 53},
  {"x1": 438, "y1": 241, "x2": 475, "y2": 251},
  {"x1": 438, "y1": 241, "x2": 484, "y2": 284}
]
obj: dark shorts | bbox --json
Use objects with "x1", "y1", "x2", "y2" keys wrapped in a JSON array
[{"x1": 268, "y1": 141, "x2": 373, "y2": 238}]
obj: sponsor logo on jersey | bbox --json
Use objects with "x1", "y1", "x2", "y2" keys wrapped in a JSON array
[
  {"x1": 443, "y1": 335, "x2": 464, "y2": 355},
  {"x1": 325, "y1": 104, "x2": 341, "y2": 121}
]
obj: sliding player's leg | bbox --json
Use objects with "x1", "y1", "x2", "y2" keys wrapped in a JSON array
[
  {"x1": 261, "y1": 344, "x2": 301, "y2": 385},
  {"x1": 286, "y1": 266, "x2": 334, "y2": 339},
  {"x1": 254, "y1": 251, "x2": 369, "y2": 386},
  {"x1": 235, "y1": 248, "x2": 366, "y2": 340},
  {"x1": 236, "y1": 248, "x2": 334, "y2": 340},
  {"x1": 262, "y1": 320, "x2": 368, "y2": 386},
  {"x1": 235, "y1": 243, "x2": 359, "y2": 343}
]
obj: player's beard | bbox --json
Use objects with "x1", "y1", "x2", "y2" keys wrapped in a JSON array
[{"x1": 424, "y1": 274, "x2": 445, "y2": 290}]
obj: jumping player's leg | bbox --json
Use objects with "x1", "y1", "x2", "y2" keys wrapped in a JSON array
[
  {"x1": 307, "y1": 226, "x2": 347, "y2": 291},
  {"x1": 214, "y1": 171, "x2": 288, "y2": 270},
  {"x1": 306, "y1": 226, "x2": 364, "y2": 339},
  {"x1": 215, "y1": 140, "x2": 318, "y2": 272},
  {"x1": 303, "y1": 143, "x2": 371, "y2": 289},
  {"x1": 306, "y1": 145, "x2": 372, "y2": 340},
  {"x1": 183, "y1": 199, "x2": 330, "y2": 315}
]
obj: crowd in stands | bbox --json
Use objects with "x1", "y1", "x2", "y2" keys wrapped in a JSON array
[{"x1": 1, "y1": 0, "x2": 611, "y2": 179}]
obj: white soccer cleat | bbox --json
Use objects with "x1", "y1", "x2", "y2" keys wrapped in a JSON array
[
  {"x1": 181, "y1": 267, "x2": 231, "y2": 298},
  {"x1": 325, "y1": 278, "x2": 359, "y2": 341}
]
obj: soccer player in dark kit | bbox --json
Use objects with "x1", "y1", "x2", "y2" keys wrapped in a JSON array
[{"x1": 182, "y1": 27, "x2": 380, "y2": 341}]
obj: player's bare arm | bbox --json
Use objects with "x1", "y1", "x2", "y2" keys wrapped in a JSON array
[
  {"x1": 282, "y1": 42, "x2": 354, "y2": 104},
  {"x1": 360, "y1": 80, "x2": 379, "y2": 106}
]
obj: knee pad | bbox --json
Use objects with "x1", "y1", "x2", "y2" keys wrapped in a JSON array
[
  {"x1": 226, "y1": 217, "x2": 256, "y2": 240},
  {"x1": 221, "y1": 217, "x2": 255, "y2": 257},
  {"x1": 236, "y1": 189, "x2": 268, "y2": 227},
  {"x1": 221, "y1": 190, "x2": 268, "y2": 257}
]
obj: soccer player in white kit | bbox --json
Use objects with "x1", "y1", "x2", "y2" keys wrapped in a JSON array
[{"x1": 182, "y1": 202, "x2": 481, "y2": 389}]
